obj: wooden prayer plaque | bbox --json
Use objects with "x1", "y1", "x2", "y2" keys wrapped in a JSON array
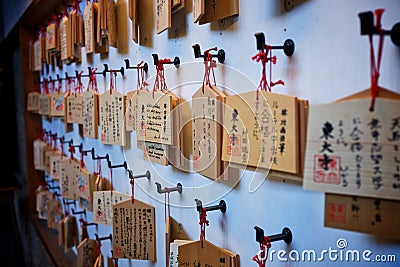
[
  {"x1": 136, "y1": 91, "x2": 173, "y2": 145},
  {"x1": 325, "y1": 193, "x2": 400, "y2": 240},
  {"x1": 198, "y1": 0, "x2": 239, "y2": 25},
  {"x1": 33, "y1": 139, "x2": 47, "y2": 171},
  {"x1": 84, "y1": 1, "x2": 96, "y2": 54},
  {"x1": 99, "y1": 90, "x2": 126, "y2": 146},
  {"x1": 192, "y1": 85, "x2": 225, "y2": 179},
  {"x1": 49, "y1": 152, "x2": 64, "y2": 181},
  {"x1": 60, "y1": 158, "x2": 79, "y2": 200},
  {"x1": 49, "y1": 92, "x2": 67, "y2": 117},
  {"x1": 125, "y1": 90, "x2": 139, "y2": 132},
  {"x1": 67, "y1": 93, "x2": 84, "y2": 124},
  {"x1": 112, "y1": 199, "x2": 156, "y2": 261},
  {"x1": 47, "y1": 196, "x2": 63, "y2": 229},
  {"x1": 77, "y1": 238, "x2": 100, "y2": 267},
  {"x1": 93, "y1": 191, "x2": 131, "y2": 225},
  {"x1": 39, "y1": 93, "x2": 50, "y2": 115},
  {"x1": 221, "y1": 91, "x2": 275, "y2": 170},
  {"x1": 156, "y1": 0, "x2": 171, "y2": 34},
  {"x1": 178, "y1": 240, "x2": 239, "y2": 267},
  {"x1": 27, "y1": 91, "x2": 40, "y2": 113},
  {"x1": 63, "y1": 215, "x2": 79, "y2": 253},
  {"x1": 141, "y1": 141, "x2": 169, "y2": 166},
  {"x1": 193, "y1": 0, "x2": 205, "y2": 23},
  {"x1": 107, "y1": 0, "x2": 118, "y2": 48},
  {"x1": 83, "y1": 89, "x2": 99, "y2": 139},
  {"x1": 303, "y1": 97, "x2": 400, "y2": 201}
]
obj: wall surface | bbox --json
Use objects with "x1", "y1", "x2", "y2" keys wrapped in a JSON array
[{"x1": 41, "y1": 0, "x2": 400, "y2": 266}]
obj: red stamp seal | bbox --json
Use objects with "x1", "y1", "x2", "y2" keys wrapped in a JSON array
[
  {"x1": 327, "y1": 203, "x2": 346, "y2": 224},
  {"x1": 227, "y1": 134, "x2": 241, "y2": 156},
  {"x1": 313, "y1": 155, "x2": 341, "y2": 184}
]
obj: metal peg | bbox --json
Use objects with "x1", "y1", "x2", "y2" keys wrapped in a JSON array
[
  {"x1": 254, "y1": 226, "x2": 293, "y2": 244},
  {"x1": 195, "y1": 199, "x2": 226, "y2": 213},
  {"x1": 155, "y1": 182, "x2": 183, "y2": 194}
]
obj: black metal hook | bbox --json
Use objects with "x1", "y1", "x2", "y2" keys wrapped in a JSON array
[
  {"x1": 92, "y1": 153, "x2": 110, "y2": 161},
  {"x1": 60, "y1": 137, "x2": 73, "y2": 145},
  {"x1": 75, "y1": 70, "x2": 90, "y2": 78},
  {"x1": 103, "y1": 64, "x2": 125, "y2": 76},
  {"x1": 71, "y1": 208, "x2": 86, "y2": 216},
  {"x1": 48, "y1": 185, "x2": 60, "y2": 190},
  {"x1": 152, "y1": 54, "x2": 180, "y2": 68},
  {"x1": 80, "y1": 147, "x2": 95, "y2": 157},
  {"x1": 107, "y1": 160, "x2": 127, "y2": 170},
  {"x1": 88, "y1": 66, "x2": 106, "y2": 77},
  {"x1": 195, "y1": 199, "x2": 226, "y2": 213},
  {"x1": 69, "y1": 143, "x2": 83, "y2": 152},
  {"x1": 124, "y1": 59, "x2": 149, "y2": 73},
  {"x1": 53, "y1": 192, "x2": 62, "y2": 197},
  {"x1": 254, "y1": 226, "x2": 293, "y2": 244},
  {"x1": 155, "y1": 182, "x2": 183, "y2": 194},
  {"x1": 79, "y1": 218, "x2": 98, "y2": 229},
  {"x1": 254, "y1": 32, "x2": 295, "y2": 57},
  {"x1": 192, "y1": 44, "x2": 226, "y2": 63},
  {"x1": 127, "y1": 170, "x2": 151, "y2": 180},
  {"x1": 95, "y1": 233, "x2": 112, "y2": 242},
  {"x1": 62, "y1": 199, "x2": 76, "y2": 207},
  {"x1": 358, "y1": 10, "x2": 400, "y2": 46}
]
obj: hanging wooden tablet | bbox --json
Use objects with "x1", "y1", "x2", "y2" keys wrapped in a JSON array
[
  {"x1": 84, "y1": 1, "x2": 95, "y2": 54},
  {"x1": 36, "y1": 189, "x2": 52, "y2": 220},
  {"x1": 46, "y1": 22, "x2": 58, "y2": 54},
  {"x1": 192, "y1": 85, "x2": 225, "y2": 179},
  {"x1": 44, "y1": 147, "x2": 59, "y2": 174},
  {"x1": 47, "y1": 196, "x2": 63, "y2": 229},
  {"x1": 221, "y1": 91, "x2": 275, "y2": 170},
  {"x1": 77, "y1": 238, "x2": 100, "y2": 267},
  {"x1": 178, "y1": 240, "x2": 240, "y2": 267},
  {"x1": 83, "y1": 89, "x2": 99, "y2": 138},
  {"x1": 63, "y1": 214, "x2": 80, "y2": 253},
  {"x1": 27, "y1": 91, "x2": 40, "y2": 113},
  {"x1": 36, "y1": 184, "x2": 46, "y2": 212},
  {"x1": 32, "y1": 38, "x2": 42, "y2": 71},
  {"x1": 324, "y1": 193, "x2": 400, "y2": 240},
  {"x1": 96, "y1": 0, "x2": 109, "y2": 53},
  {"x1": 99, "y1": 89, "x2": 126, "y2": 146},
  {"x1": 60, "y1": 158, "x2": 79, "y2": 200},
  {"x1": 57, "y1": 216, "x2": 66, "y2": 246},
  {"x1": 48, "y1": 151, "x2": 63, "y2": 181},
  {"x1": 125, "y1": 90, "x2": 139, "y2": 132},
  {"x1": 112, "y1": 198, "x2": 156, "y2": 261},
  {"x1": 75, "y1": 167, "x2": 93, "y2": 209},
  {"x1": 33, "y1": 138, "x2": 47, "y2": 171},
  {"x1": 139, "y1": 141, "x2": 168, "y2": 165},
  {"x1": 39, "y1": 93, "x2": 50, "y2": 116},
  {"x1": 93, "y1": 191, "x2": 131, "y2": 225},
  {"x1": 303, "y1": 89, "x2": 400, "y2": 201},
  {"x1": 171, "y1": 0, "x2": 184, "y2": 14},
  {"x1": 156, "y1": 0, "x2": 171, "y2": 34},
  {"x1": 129, "y1": 0, "x2": 138, "y2": 42},
  {"x1": 60, "y1": 15, "x2": 73, "y2": 64},
  {"x1": 221, "y1": 91, "x2": 301, "y2": 174},
  {"x1": 198, "y1": 0, "x2": 239, "y2": 25},
  {"x1": 169, "y1": 240, "x2": 192, "y2": 267},
  {"x1": 66, "y1": 93, "x2": 84, "y2": 124},
  {"x1": 107, "y1": 0, "x2": 118, "y2": 48},
  {"x1": 136, "y1": 91, "x2": 173, "y2": 145},
  {"x1": 193, "y1": 0, "x2": 204, "y2": 23},
  {"x1": 49, "y1": 92, "x2": 67, "y2": 117}
]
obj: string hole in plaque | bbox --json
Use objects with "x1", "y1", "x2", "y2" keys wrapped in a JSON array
[{"x1": 284, "y1": 0, "x2": 294, "y2": 12}]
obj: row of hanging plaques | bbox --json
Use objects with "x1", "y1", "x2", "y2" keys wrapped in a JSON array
[
  {"x1": 27, "y1": 72, "x2": 309, "y2": 181},
  {"x1": 34, "y1": 135, "x2": 241, "y2": 267}
]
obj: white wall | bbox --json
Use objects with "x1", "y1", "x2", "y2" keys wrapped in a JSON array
[{"x1": 42, "y1": 0, "x2": 400, "y2": 266}]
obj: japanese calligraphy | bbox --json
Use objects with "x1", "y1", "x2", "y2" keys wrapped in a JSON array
[{"x1": 304, "y1": 98, "x2": 400, "y2": 200}]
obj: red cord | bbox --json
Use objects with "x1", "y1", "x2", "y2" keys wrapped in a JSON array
[
  {"x1": 199, "y1": 208, "x2": 209, "y2": 242},
  {"x1": 368, "y1": 9, "x2": 385, "y2": 112}
]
